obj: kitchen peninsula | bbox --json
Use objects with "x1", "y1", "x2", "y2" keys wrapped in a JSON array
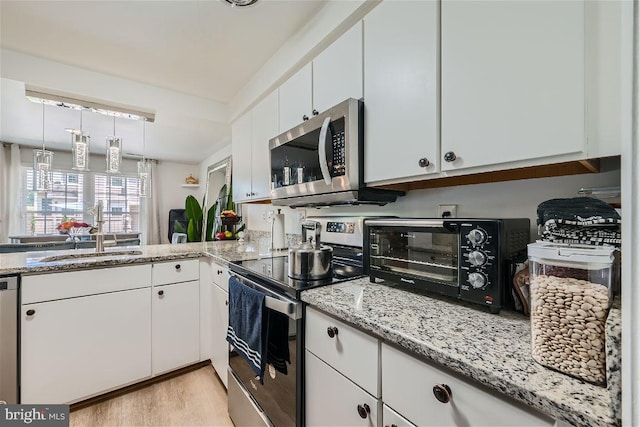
[{"x1": 0, "y1": 240, "x2": 621, "y2": 426}]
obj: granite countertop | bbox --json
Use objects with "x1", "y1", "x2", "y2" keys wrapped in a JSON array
[
  {"x1": 0, "y1": 240, "x2": 275, "y2": 275},
  {"x1": 302, "y1": 279, "x2": 621, "y2": 427}
]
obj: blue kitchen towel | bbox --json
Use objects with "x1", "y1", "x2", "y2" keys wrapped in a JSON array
[{"x1": 226, "y1": 276, "x2": 267, "y2": 379}]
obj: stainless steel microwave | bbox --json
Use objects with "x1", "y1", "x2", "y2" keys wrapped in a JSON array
[
  {"x1": 269, "y1": 98, "x2": 403, "y2": 208},
  {"x1": 364, "y1": 218, "x2": 530, "y2": 313}
]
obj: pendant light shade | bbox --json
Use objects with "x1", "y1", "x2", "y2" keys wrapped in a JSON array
[
  {"x1": 71, "y1": 132, "x2": 90, "y2": 171},
  {"x1": 106, "y1": 117, "x2": 122, "y2": 173},
  {"x1": 138, "y1": 160, "x2": 151, "y2": 198},
  {"x1": 33, "y1": 102, "x2": 53, "y2": 192},
  {"x1": 71, "y1": 109, "x2": 90, "y2": 171},
  {"x1": 33, "y1": 150, "x2": 53, "y2": 192},
  {"x1": 138, "y1": 120, "x2": 151, "y2": 197}
]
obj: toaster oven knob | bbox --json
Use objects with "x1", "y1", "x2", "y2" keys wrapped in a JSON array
[
  {"x1": 467, "y1": 250, "x2": 487, "y2": 266},
  {"x1": 467, "y1": 272, "x2": 487, "y2": 289},
  {"x1": 467, "y1": 229, "x2": 486, "y2": 245}
]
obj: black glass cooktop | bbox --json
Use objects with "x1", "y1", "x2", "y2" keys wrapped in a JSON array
[{"x1": 230, "y1": 249, "x2": 364, "y2": 298}]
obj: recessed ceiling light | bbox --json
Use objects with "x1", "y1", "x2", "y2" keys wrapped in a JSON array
[{"x1": 223, "y1": 0, "x2": 259, "y2": 8}]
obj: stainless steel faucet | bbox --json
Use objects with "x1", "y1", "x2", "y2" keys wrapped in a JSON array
[{"x1": 94, "y1": 200, "x2": 105, "y2": 253}]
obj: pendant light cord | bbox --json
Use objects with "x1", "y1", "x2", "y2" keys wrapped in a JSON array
[
  {"x1": 113, "y1": 115, "x2": 116, "y2": 136},
  {"x1": 142, "y1": 120, "x2": 146, "y2": 163},
  {"x1": 41, "y1": 101, "x2": 45, "y2": 151}
]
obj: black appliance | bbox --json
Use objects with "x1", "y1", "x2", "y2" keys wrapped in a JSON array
[
  {"x1": 364, "y1": 218, "x2": 530, "y2": 313},
  {"x1": 269, "y1": 98, "x2": 404, "y2": 207},
  {"x1": 226, "y1": 216, "x2": 367, "y2": 427}
]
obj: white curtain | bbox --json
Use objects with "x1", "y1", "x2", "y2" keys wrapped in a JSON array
[
  {"x1": 141, "y1": 160, "x2": 162, "y2": 245},
  {"x1": 5, "y1": 144, "x2": 24, "y2": 240}
]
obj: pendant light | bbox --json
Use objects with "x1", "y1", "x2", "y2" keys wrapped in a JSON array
[
  {"x1": 33, "y1": 101, "x2": 53, "y2": 192},
  {"x1": 105, "y1": 115, "x2": 122, "y2": 174},
  {"x1": 71, "y1": 109, "x2": 90, "y2": 171},
  {"x1": 138, "y1": 120, "x2": 151, "y2": 198}
]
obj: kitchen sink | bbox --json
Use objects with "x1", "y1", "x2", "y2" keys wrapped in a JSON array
[{"x1": 38, "y1": 250, "x2": 143, "y2": 263}]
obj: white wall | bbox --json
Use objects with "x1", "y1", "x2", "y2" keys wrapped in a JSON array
[{"x1": 242, "y1": 158, "x2": 621, "y2": 242}]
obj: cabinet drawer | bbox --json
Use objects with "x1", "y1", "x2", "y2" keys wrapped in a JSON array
[
  {"x1": 306, "y1": 350, "x2": 379, "y2": 427},
  {"x1": 381, "y1": 344, "x2": 554, "y2": 426},
  {"x1": 22, "y1": 264, "x2": 152, "y2": 304},
  {"x1": 152, "y1": 259, "x2": 198, "y2": 285},
  {"x1": 210, "y1": 260, "x2": 230, "y2": 291},
  {"x1": 305, "y1": 307, "x2": 379, "y2": 397}
]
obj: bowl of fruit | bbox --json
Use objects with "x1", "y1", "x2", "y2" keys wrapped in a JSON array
[
  {"x1": 215, "y1": 230, "x2": 236, "y2": 240},
  {"x1": 220, "y1": 210, "x2": 240, "y2": 226}
]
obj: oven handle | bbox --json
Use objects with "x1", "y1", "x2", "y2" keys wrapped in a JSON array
[
  {"x1": 318, "y1": 117, "x2": 333, "y2": 185},
  {"x1": 229, "y1": 273, "x2": 302, "y2": 320}
]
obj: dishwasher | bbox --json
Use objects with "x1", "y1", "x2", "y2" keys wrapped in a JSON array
[{"x1": 0, "y1": 275, "x2": 18, "y2": 404}]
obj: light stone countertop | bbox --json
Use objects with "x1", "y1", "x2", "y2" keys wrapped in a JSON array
[
  {"x1": 301, "y1": 279, "x2": 621, "y2": 427},
  {"x1": 0, "y1": 240, "x2": 273, "y2": 275}
]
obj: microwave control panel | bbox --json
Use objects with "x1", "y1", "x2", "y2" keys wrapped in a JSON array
[{"x1": 331, "y1": 129, "x2": 346, "y2": 177}]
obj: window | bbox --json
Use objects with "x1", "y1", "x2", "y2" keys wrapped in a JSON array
[
  {"x1": 23, "y1": 167, "x2": 140, "y2": 235},
  {"x1": 94, "y1": 174, "x2": 140, "y2": 233}
]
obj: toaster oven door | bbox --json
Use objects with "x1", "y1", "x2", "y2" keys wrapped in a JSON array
[{"x1": 367, "y1": 222, "x2": 460, "y2": 292}]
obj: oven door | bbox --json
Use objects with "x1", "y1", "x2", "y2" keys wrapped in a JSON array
[
  {"x1": 269, "y1": 98, "x2": 362, "y2": 201},
  {"x1": 227, "y1": 273, "x2": 302, "y2": 427},
  {"x1": 365, "y1": 219, "x2": 461, "y2": 296}
]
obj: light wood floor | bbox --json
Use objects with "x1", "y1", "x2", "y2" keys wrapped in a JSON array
[{"x1": 70, "y1": 365, "x2": 233, "y2": 427}]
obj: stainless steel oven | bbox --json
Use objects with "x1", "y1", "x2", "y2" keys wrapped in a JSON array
[
  {"x1": 227, "y1": 272, "x2": 302, "y2": 427},
  {"x1": 269, "y1": 98, "x2": 403, "y2": 207},
  {"x1": 227, "y1": 216, "x2": 370, "y2": 426},
  {"x1": 364, "y1": 218, "x2": 530, "y2": 313}
]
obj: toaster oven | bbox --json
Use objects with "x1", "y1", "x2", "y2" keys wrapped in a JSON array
[{"x1": 364, "y1": 218, "x2": 530, "y2": 313}]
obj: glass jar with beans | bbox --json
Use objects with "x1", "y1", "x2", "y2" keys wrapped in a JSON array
[{"x1": 527, "y1": 242, "x2": 616, "y2": 385}]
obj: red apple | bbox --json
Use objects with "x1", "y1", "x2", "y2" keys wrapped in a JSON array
[{"x1": 216, "y1": 232, "x2": 226, "y2": 240}]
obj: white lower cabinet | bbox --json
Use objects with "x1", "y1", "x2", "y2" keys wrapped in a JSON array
[
  {"x1": 210, "y1": 283, "x2": 229, "y2": 387},
  {"x1": 383, "y1": 404, "x2": 415, "y2": 427},
  {"x1": 21, "y1": 287, "x2": 152, "y2": 404},
  {"x1": 152, "y1": 280, "x2": 200, "y2": 376},
  {"x1": 381, "y1": 343, "x2": 555, "y2": 426},
  {"x1": 305, "y1": 350, "x2": 379, "y2": 427},
  {"x1": 199, "y1": 259, "x2": 229, "y2": 388}
]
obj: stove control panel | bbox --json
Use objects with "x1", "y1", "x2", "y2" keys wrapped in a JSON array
[{"x1": 326, "y1": 221, "x2": 355, "y2": 234}]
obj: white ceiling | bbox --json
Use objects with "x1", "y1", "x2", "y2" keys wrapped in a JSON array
[{"x1": 0, "y1": 0, "x2": 326, "y2": 163}]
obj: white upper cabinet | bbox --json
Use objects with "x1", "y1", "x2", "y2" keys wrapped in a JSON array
[
  {"x1": 279, "y1": 63, "x2": 313, "y2": 132},
  {"x1": 250, "y1": 90, "x2": 278, "y2": 200},
  {"x1": 232, "y1": 111, "x2": 253, "y2": 203},
  {"x1": 232, "y1": 90, "x2": 278, "y2": 203},
  {"x1": 441, "y1": 0, "x2": 585, "y2": 172},
  {"x1": 313, "y1": 21, "x2": 363, "y2": 115},
  {"x1": 364, "y1": 0, "x2": 439, "y2": 183}
]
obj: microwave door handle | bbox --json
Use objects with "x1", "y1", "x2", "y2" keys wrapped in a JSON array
[{"x1": 318, "y1": 117, "x2": 332, "y2": 185}]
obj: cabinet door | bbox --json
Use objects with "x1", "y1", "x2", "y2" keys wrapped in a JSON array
[
  {"x1": 250, "y1": 90, "x2": 279, "y2": 201},
  {"x1": 152, "y1": 280, "x2": 200, "y2": 376},
  {"x1": 381, "y1": 344, "x2": 554, "y2": 426},
  {"x1": 306, "y1": 350, "x2": 379, "y2": 427},
  {"x1": 313, "y1": 21, "x2": 363, "y2": 114},
  {"x1": 441, "y1": 0, "x2": 585, "y2": 171},
  {"x1": 211, "y1": 283, "x2": 229, "y2": 388},
  {"x1": 279, "y1": 63, "x2": 313, "y2": 132},
  {"x1": 364, "y1": 0, "x2": 439, "y2": 183},
  {"x1": 21, "y1": 288, "x2": 152, "y2": 404},
  {"x1": 232, "y1": 111, "x2": 253, "y2": 203},
  {"x1": 383, "y1": 404, "x2": 415, "y2": 427}
]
